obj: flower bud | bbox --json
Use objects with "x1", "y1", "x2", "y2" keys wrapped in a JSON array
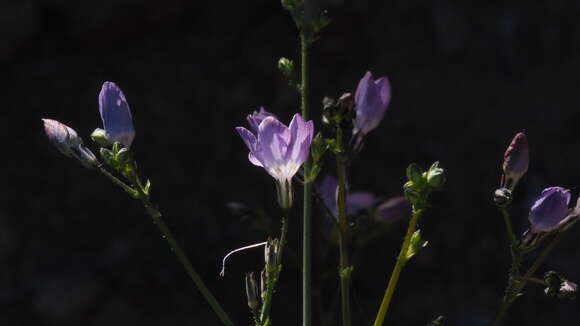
[
  {"x1": 277, "y1": 57, "x2": 294, "y2": 78},
  {"x1": 42, "y1": 119, "x2": 98, "y2": 169},
  {"x1": 426, "y1": 161, "x2": 446, "y2": 189},
  {"x1": 90, "y1": 128, "x2": 110, "y2": 147},
  {"x1": 528, "y1": 187, "x2": 571, "y2": 233},
  {"x1": 502, "y1": 132, "x2": 529, "y2": 190},
  {"x1": 245, "y1": 272, "x2": 260, "y2": 311},
  {"x1": 493, "y1": 188, "x2": 512, "y2": 207},
  {"x1": 99, "y1": 82, "x2": 135, "y2": 149}
]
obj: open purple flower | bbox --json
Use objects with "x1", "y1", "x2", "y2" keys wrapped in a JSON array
[
  {"x1": 353, "y1": 71, "x2": 391, "y2": 136},
  {"x1": 42, "y1": 119, "x2": 97, "y2": 168},
  {"x1": 502, "y1": 132, "x2": 529, "y2": 190},
  {"x1": 529, "y1": 187, "x2": 571, "y2": 232},
  {"x1": 98, "y1": 82, "x2": 135, "y2": 148},
  {"x1": 236, "y1": 113, "x2": 313, "y2": 209},
  {"x1": 317, "y1": 176, "x2": 375, "y2": 218}
]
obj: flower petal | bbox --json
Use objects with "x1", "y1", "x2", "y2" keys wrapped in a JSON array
[
  {"x1": 287, "y1": 113, "x2": 313, "y2": 167},
  {"x1": 257, "y1": 116, "x2": 291, "y2": 172},
  {"x1": 353, "y1": 71, "x2": 391, "y2": 135},
  {"x1": 529, "y1": 187, "x2": 571, "y2": 232},
  {"x1": 99, "y1": 81, "x2": 135, "y2": 148},
  {"x1": 346, "y1": 192, "x2": 375, "y2": 215}
]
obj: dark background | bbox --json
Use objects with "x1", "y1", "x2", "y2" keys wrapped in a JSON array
[{"x1": 3, "y1": 0, "x2": 580, "y2": 325}]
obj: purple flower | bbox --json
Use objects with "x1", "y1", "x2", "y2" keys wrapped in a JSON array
[
  {"x1": 317, "y1": 176, "x2": 375, "y2": 217},
  {"x1": 502, "y1": 132, "x2": 529, "y2": 190},
  {"x1": 42, "y1": 119, "x2": 97, "y2": 168},
  {"x1": 236, "y1": 113, "x2": 314, "y2": 209},
  {"x1": 353, "y1": 71, "x2": 391, "y2": 136},
  {"x1": 246, "y1": 107, "x2": 275, "y2": 133},
  {"x1": 99, "y1": 82, "x2": 135, "y2": 148},
  {"x1": 529, "y1": 187, "x2": 571, "y2": 232}
]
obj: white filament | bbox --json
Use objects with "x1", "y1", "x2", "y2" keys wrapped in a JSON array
[{"x1": 220, "y1": 241, "x2": 268, "y2": 277}]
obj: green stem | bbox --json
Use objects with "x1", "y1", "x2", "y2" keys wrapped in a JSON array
[
  {"x1": 260, "y1": 218, "x2": 289, "y2": 325},
  {"x1": 97, "y1": 166, "x2": 235, "y2": 326},
  {"x1": 373, "y1": 208, "x2": 423, "y2": 326},
  {"x1": 335, "y1": 124, "x2": 351, "y2": 326},
  {"x1": 492, "y1": 208, "x2": 522, "y2": 326},
  {"x1": 300, "y1": 30, "x2": 313, "y2": 326}
]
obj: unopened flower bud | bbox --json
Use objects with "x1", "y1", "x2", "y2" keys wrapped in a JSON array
[
  {"x1": 278, "y1": 57, "x2": 294, "y2": 78},
  {"x1": 502, "y1": 132, "x2": 529, "y2": 190},
  {"x1": 426, "y1": 162, "x2": 446, "y2": 189},
  {"x1": 493, "y1": 188, "x2": 512, "y2": 207},
  {"x1": 544, "y1": 271, "x2": 577, "y2": 299},
  {"x1": 42, "y1": 119, "x2": 98, "y2": 169},
  {"x1": 529, "y1": 187, "x2": 570, "y2": 233},
  {"x1": 245, "y1": 272, "x2": 260, "y2": 311},
  {"x1": 406, "y1": 163, "x2": 425, "y2": 185},
  {"x1": 90, "y1": 128, "x2": 110, "y2": 147},
  {"x1": 558, "y1": 280, "x2": 578, "y2": 299}
]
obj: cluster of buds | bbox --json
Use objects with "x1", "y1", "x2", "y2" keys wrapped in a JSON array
[
  {"x1": 403, "y1": 162, "x2": 446, "y2": 210},
  {"x1": 43, "y1": 82, "x2": 136, "y2": 170}
]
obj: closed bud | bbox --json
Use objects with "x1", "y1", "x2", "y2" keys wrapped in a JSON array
[
  {"x1": 406, "y1": 163, "x2": 425, "y2": 185},
  {"x1": 115, "y1": 147, "x2": 130, "y2": 165},
  {"x1": 90, "y1": 128, "x2": 110, "y2": 147},
  {"x1": 278, "y1": 57, "x2": 294, "y2": 78},
  {"x1": 493, "y1": 188, "x2": 512, "y2": 207},
  {"x1": 426, "y1": 162, "x2": 446, "y2": 189},
  {"x1": 42, "y1": 119, "x2": 98, "y2": 169},
  {"x1": 502, "y1": 132, "x2": 529, "y2": 190},
  {"x1": 245, "y1": 272, "x2": 260, "y2": 311}
]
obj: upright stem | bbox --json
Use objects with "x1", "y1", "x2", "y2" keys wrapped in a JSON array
[
  {"x1": 260, "y1": 218, "x2": 289, "y2": 325},
  {"x1": 97, "y1": 167, "x2": 235, "y2": 326},
  {"x1": 335, "y1": 125, "x2": 352, "y2": 326},
  {"x1": 492, "y1": 208, "x2": 522, "y2": 326},
  {"x1": 300, "y1": 31, "x2": 313, "y2": 326},
  {"x1": 373, "y1": 208, "x2": 423, "y2": 326}
]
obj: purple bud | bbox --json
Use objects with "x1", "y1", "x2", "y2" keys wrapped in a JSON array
[
  {"x1": 529, "y1": 187, "x2": 571, "y2": 232},
  {"x1": 42, "y1": 119, "x2": 97, "y2": 168},
  {"x1": 99, "y1": 82, "x2": 135, "y2": 148},
  {"x1": 236, "y1": 113, "x2": 314, "y2": 209},
  {"x1": 502, "y1": 132, "x2": 529, "y2": 190},
  {"x1": 353, "y1": 71, "x2": 391, "y2": 136},
  {"x1": 246, "y1": 107, "x2": 276, "y2": 134}
]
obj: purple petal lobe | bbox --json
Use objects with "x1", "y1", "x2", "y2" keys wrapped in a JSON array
[
  {"x1": 247, "y1": 107, "x2": 275, "y2": 133},
  {"x1": 257, "y1": 117, "x2": 291, "y2": 175},
  {"x1": 375, "y1": 196, "x2": 411, "y2": 222},
  {"x1": 287, "y1": 113, "x2": 314, "y2": 167},
  {"x1": 529, "y1": 186, "x2": 571, "y2": 232},
  {"x1": 99, "y1": 81, "x2": 135, "y2": 148}
]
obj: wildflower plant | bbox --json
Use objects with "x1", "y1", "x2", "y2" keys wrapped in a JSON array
[{"x1": 42, "y1": 2, "x2": 451, "y2": 326}]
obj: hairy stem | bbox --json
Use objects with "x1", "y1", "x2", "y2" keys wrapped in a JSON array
[
  {"x1": 300, "y1": 29, "x2": 313, "y2": 326},
  {"x1": 373, "y1": 208, "x2": 423, "y2": 326}
]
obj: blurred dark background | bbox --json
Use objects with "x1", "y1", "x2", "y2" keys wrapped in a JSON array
[{"x1": 3, "y1": 0, "x2": 580, "y2": 325}]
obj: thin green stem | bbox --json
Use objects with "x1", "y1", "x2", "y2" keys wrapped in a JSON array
[
  {"x1": 515, "y1": 232, "x2": 565, "y2": 293},
  {"x1": 300, "y1": 30, "x2": 313, "y2": 326},
  {"x1": 260, "y1": 218, "x2": 289, "y2": 325},
  {"x1": 335, "y1": 124, "x2": 352, "y2": 326},
  {"x1": 373, "y1": 208, "x2": 423, "y2": 326},
  {"x1": 98, "y1": 166, "x2": 234, "y2": 326},
  {"x1": 492, "y1": 208, "x2": 522, "y2": 326}
]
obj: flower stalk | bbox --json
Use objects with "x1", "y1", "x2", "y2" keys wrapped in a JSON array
[
  {"x1": 373, "y1": 208, "x2": 423, "y2": 326},
  {"x1": 300, "y1": 29, "x2": 313, "y2": 326},
  {"x1": 96, "y1": 161, "x2": 235, "y2": 326}
]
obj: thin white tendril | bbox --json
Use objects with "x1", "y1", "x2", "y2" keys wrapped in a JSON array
[{"x1": 220, "y1": 241, "x2": 268, "y2": 277}]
